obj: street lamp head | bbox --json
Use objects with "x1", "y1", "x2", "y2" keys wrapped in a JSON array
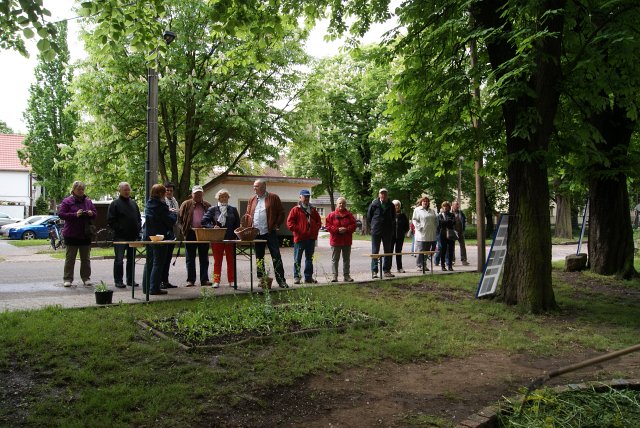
[{"x1": 163, "y1": 30, "x2": 176, "y2": 45}]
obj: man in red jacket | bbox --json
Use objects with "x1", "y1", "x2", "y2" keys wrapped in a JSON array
[{"x1": 286, "y1": 189, "x2": 322, "y2": 284}]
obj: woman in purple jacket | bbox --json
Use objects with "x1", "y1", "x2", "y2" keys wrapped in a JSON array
[{"x1": 58, "y1": 181, "x2": 97, "y2": 287}]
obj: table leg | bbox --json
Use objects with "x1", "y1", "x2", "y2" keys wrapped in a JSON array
[
  {"x1": 131, "y1": 245, "x2": 135, "y2": 299},
  {"x1": 430, "y1": 252, "x2": 434, "y2": 275},
  {"x1": 422, "y1": 253, "x2": 425, "y2": 275},
  {"x1": 249, "y1": 243, "x2": 253, "y2": 293},
  {"x1": 144, "y1": 244, "x2": 150, "y2": 302},
  {"x1": 232, "y1": 242, "x2": 237, "y2": 291},
  {"x1": 379, "y1": 257, "x2": 383, "y2": 280}
]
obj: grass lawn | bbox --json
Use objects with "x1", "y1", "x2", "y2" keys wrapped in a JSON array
[{"x1": 1, "y1": 268, "x2": 639, "y2": 426}]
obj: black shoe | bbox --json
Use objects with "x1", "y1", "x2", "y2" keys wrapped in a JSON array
[
  {"x1": 149, "y1": 289, "x2": 168, "y2": 295},
  {"x1": 441, "y1": 266, "x2": 447, "y2": 271},
  {"x1": 163, "y1": 283, "x2": 178, "y2": 289},
  {"x1": 115, "y1": 282, "x2": 126, "y2": 289},
  {"x1": 128, "y1": 282, "x2": 139, "y2": 287},
  {"x1": 304, "y1": 278, "x2": 318, "y2": 284},
  {"x1": 278, "y1": 282, "x2": 289, "y2": 288},
  {"x1": 448, "y1": 266, "x2": 454, "y2": 271}
]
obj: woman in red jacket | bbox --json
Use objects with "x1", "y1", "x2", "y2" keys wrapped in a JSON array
[{"x1": 325, "y1": 197, "x2": 357, "y2": 282}]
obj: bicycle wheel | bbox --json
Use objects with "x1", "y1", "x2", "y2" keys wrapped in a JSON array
[{"x1": 95, "y1": 228, "x2": 114, "y2": 248}]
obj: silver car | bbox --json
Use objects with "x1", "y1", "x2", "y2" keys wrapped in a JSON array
[
  {"x1": 0, "y1": 215, "x2": 48, "y2": 237},
  {"x1": 0, "y1": 212, "x2": 19, "y2": 227}
]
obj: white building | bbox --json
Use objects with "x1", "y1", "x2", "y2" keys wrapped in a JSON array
[{"x1": 0, "y1": 134, "x2": 37, "y2": 219}]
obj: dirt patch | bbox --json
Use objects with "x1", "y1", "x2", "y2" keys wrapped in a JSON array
[{"x1": 206, "y1": 350, "x2": 640, "y2": 427}]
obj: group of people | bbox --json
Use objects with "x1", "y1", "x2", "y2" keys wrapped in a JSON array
[
  {"x1": 367, "y1": 188, "x2": 469, "y2": 276},
  {"x1": 58, "y1": 178, "x2": 469, "y2": 295}
]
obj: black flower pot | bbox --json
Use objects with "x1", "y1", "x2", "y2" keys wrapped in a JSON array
[{"x1": 95, "y1": 290, "x2": 113, "y2": 305}]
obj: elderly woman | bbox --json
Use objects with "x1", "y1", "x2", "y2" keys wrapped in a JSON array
[
  {"x1": 438, "y1": 201, "x2": 456, "y2": 271},
  {"x1": 144, "y1": 184, "x2": 177, "y2": 295},
  {"x1": 202, "y1": 189, "x2": 240, "y2": 288},
  {"x1": 412, "y1": 196, "x2": 438, "y2": 271},
  {"x1": 58, "y1": 181, "x2": 97, "y2": 287},
  {"x1": 325, "y1": 197, "x2": 357, "y2": 282},
  {"x1": 392, "y1": 200, "x2": 410, "y2": 273}
]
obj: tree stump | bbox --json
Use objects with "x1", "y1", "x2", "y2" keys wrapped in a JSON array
[{"x1": 565, "y1": 253, "x2": 587, "y2": 272}]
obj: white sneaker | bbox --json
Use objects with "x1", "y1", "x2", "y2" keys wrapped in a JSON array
[
  {"x1": 213, "y1": 282, "x2": 220, "y2": 288},
  {"x1": 83, "y1": 280, "x2": 92, "y2": 287},
  {"x1": 63, "y1": 281, "x2": 72, "y2": 287}
]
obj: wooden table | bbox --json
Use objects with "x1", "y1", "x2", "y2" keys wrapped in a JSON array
[
  {"x1": 114, "y1": 239, "x2": 267, "y2": 301},
  {"x1": 223, "y1": 239, "x2": 266, "y2": 293}
]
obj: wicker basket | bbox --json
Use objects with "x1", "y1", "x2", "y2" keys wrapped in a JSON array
[
  {"x1": 193, "y1": 228, "x2": 227, "y2": 242},
  {"x1": 234, "y1": 214, "x2": 260, "y2": 241}
]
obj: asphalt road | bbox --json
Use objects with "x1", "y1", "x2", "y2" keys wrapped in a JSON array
[{"x1": 0, "y1": 236, "x2": 578, "y2": 311}]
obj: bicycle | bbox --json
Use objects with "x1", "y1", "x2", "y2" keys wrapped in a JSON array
[
  {"x1": 47, "y1": 218, "x2": 65, "y2": 250},
  {"x1": 94, "y1": 228, "x2": 114, "y2": 248}
]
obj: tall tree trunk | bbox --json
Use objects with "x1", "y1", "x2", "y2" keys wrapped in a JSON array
[
  {"x1": 587, "y1": 104, "x2": 636, "y2": 279},
  {"x1": 554, "y1": 193, "x2": 573, "y2": 239},
  {"x1": 473, "y1": 0, "x2": 563, "y2": 312}
]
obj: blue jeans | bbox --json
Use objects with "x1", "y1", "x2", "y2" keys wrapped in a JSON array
[
  {"x1": 435, "y1": 235, "x2": 451, "y2": 265},
  {"x1": 113, "y1": 243, "x2": 135, "y2": 285},
  {"x1": 255, "y1": 230, "x2": 286, "y2": 286},
  {"x1": 162, "y1": 243, "x2": 175, "y2": 284},
  {"x1": 371, "y1": 233, "x2": 393, "y2": 273},
  {"x1": 144, "y1": 244, "x2": 167, "y2": 293},
  {"x1": 185, "y1": 230, "x2": 209, "y2": 283},
  {"x1": 439, "y1": 238, "x2": 454, "y2": 268},
  {"x1": 293, "y1": 239, "x2": 315, "y2": 280}
]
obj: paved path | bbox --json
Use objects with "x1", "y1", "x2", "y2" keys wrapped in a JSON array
[{"x1": 0, "y1": 237, "x2": 578, "y2": 312}]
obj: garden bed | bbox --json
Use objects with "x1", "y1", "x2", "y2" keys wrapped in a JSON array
[{"x1": 144, "y1": 292, "x2": 381, "y2": 349}]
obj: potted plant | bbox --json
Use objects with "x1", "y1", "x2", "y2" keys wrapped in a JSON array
[
  {"x1": 256, "y1": 258, "x2": 273, "y2": 289},
  {"x1": 94, "y1": 281, "x2": 113, "y2": 305}
]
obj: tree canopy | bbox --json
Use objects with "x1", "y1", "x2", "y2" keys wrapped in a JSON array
[{"x1": 72, "y1": 0, "x2": 307, "y2": 200}]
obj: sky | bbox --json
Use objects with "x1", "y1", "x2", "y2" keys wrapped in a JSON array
[{"x1": 0, "y1": 1, "x2": 397, "y2": 134}]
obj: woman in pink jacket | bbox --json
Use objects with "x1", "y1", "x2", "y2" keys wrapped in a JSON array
[{"x1": 325, "y1": 197, "x2": 357, "y2": 283}]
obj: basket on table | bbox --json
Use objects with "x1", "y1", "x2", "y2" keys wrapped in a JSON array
[
  {"x1": 193, "y1": 227, "x2": 227, "y2": 242},
  {"x1": 234, "y1": 214, "x2": 260, "y2": 241}
]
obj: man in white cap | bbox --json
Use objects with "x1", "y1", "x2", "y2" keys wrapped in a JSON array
[
  {"x1": 178, "y1": 185, "x2": 212, "y2": 286},
  {"x1": 367, "y1": 188, "x2": 395, "y2": 277},
  {"x1": 287, "y1": 189, "x2": 322, "y2": 284}
]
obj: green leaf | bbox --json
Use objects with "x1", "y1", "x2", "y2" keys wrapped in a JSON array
[
  {"x1": 36, "y1": 38, "x2": 51, "y2": 52},
  {"x1": 23, "y1": 28, "x2": 35, "y2": 39}
]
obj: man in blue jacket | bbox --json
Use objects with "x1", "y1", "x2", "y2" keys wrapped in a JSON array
[{"x1": 367, "y1": 188, "x2": 395, "y2": 278}]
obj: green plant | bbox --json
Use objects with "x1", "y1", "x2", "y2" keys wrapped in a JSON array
[{"x1": 94, "y1": 281, "x2": 109, "y2": 292}]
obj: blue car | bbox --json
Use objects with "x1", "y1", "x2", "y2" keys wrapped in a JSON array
[{"x1": 8, "y1": 215, "x2": 58, "y2": 240}]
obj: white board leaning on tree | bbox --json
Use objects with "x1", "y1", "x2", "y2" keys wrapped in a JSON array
[{"x1": 476, "y1": 214, "x2": 508, "y2": 298}]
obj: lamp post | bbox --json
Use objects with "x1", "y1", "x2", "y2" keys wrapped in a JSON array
[
  {"x1": 457, "y1": 156, "x2": 463, "y2": 203},
  {"x1": 145, "y1": 30, "x2": 176, "y2": 203}
]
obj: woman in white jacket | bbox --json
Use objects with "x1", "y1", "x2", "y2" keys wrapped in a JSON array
[{"x1": 412, "y1": 197, "x2": 438, "y2": 271}]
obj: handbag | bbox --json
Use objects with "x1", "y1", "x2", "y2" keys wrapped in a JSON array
[
  {"x1": 84, "y1": 219, "x2": 97, "y2": 239},
  {"x1": 446, "y1": 228, "x2": 458, "y2": 241}
]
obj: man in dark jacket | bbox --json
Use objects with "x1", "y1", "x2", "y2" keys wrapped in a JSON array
[
  {"x1": 107, "y1": 182, "x2": 141, "y2": 288},
  {"x1": 367, "y1": 188, "x2": 395, "y2": 278}
]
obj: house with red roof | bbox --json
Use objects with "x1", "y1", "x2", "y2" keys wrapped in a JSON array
[{"x1": 0, "y1": 134, "x2": 37, "y2": 219}]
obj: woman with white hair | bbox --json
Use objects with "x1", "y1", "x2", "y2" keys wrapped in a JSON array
[
  {"x1": 392, "y1": 200, "x2": 410, "y2": 273},
  {"x1": 58, "y1": 181, "x2": 97, "y2": 287},
  {"x1": 202, "y1": 189, "x2": 240, "y2": 288},
  {"x1": 325, "y1": 197, "x2": 357, "y2": 282}
]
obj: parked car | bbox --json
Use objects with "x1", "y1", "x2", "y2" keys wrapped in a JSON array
[
  {"x1": 5, "y1": 216, "x2": 57, "y2": 240},
  {"x1": 0, "y1": 217, "x2": 37, "y2": 236},
  {"x1": 0, "y1": 212, "x2": 19, "y2": 227}
]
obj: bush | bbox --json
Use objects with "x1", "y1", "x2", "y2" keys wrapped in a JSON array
[{"x1": 33, "y1": 196, "x2": 49, "y2": 215}]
